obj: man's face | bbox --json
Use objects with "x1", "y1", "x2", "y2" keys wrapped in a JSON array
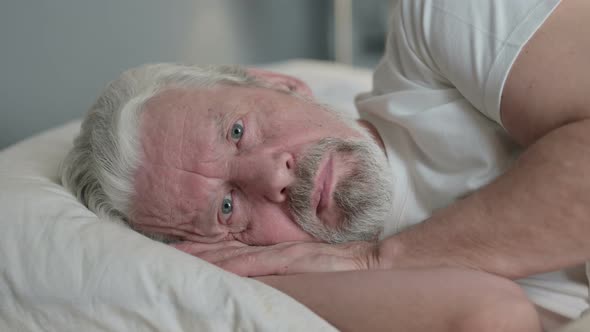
[{"x1": 131, "y1": 84, "x2": 393, "y2": 245}]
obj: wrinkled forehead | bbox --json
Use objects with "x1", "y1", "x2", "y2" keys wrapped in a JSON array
[
  {"x1": 138, "y1": 84, "x2": 307, "y2": 165},
  {"x1": 139, "y1": 86, "x2": 250, "y2": 167},
  {"x1": 141, "y1": 88, "x2": 209, "y2": 167}
]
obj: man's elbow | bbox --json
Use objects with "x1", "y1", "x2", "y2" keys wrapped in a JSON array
[{"x1": 455, "y1": 282, "x2": 541, "y2": 332}]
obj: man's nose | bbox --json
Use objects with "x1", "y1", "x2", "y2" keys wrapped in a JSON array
[{"x1": 240, "y1": 151, "x2": 295, "y2": 203}]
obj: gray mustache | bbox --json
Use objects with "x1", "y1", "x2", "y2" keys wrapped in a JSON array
[{"x1": 287, "y1": 137, "x2": 394, "y2": 244}]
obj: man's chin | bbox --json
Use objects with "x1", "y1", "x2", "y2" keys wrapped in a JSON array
[{"x1": 317, "y1": 206, "x2": 343, "y2": 230}]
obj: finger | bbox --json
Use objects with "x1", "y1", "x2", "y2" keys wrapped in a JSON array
[
  {"x1": 217, "y1": 242, "x2": 370, "y2": 276},
  {"x1": 216, "y1": 250, "x2": 291, "y2": 277},
  {"x1": 171, "y1": 240, "x2": 247, "y2": 255},
  {"x1": 195, "y1": 241, "x2": 300, "y2": 263},
  {"x1": 215, "y1": 243, "x2": 310, "y2": 276},
  {"x1": 196, "y1": 245, "x2": 266, "y2": 263}
]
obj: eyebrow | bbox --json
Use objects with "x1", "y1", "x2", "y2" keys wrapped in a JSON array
[
  {"x1": 213, "y1": 103, "x2": 242, "y2": 144},
  {"x1": 208, "y1": 105, "x2": 240, "y2": 228},
  {"x1": 214, "y1": 110, "x2": 230, "y2": 144},
  {"x1": 208, "y1": 112, "x2": 226, "y2": 228},
  {"x1": 207, "y1": 187, "x2": 218, "y2": 227}
]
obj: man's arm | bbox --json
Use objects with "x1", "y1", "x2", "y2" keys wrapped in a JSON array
[
  {"x1": 256, "y1": 268, "x2": 540, "y2": 332},
  {"x1": 179, "y1": 1, "x2": 590, "y2": 280},
  {"x1": 379, "y1": 0, "x2": 590, "y2": 279}
]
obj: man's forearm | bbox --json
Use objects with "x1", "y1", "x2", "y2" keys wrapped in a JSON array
[
  {"x1": 257, "y1": 268, "x2": 540, "y2": 332},
  {"x1": 378, "y1": 119, "x2": 590, "y2": 279}
]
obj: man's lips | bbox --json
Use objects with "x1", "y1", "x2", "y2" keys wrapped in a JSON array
[{"x1": 313, "y1": 155, "x2": 333, "y2": 216}]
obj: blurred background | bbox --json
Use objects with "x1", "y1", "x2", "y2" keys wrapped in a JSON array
[{"x1": 0, "y1": 0, "x2": 392, "y2": 149}]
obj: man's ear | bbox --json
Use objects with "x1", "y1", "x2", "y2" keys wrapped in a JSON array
[{"x1": 246, "y1": 68, "x2": 313, "y2": 98}]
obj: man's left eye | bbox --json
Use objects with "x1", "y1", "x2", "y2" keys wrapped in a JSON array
[
  {"x1": 219, "y1": 193, "x2": 234, "y2": 225},
  {"x1": 230, "y1": 120, "x2": 244, "y2": 142},
  {"x1": 221, "y1": 194, "x2": 233, "y2": 215}
]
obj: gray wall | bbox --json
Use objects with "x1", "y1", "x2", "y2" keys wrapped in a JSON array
[{"x1": 0, "y1": 0, "x2": 329, "y2": 149}]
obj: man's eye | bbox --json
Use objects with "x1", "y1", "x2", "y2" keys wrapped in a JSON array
[
  {"x1": 230, "y1": 120, "x2": 244, "y2": 142},
  {"x1": 221, "y1": 194, "x2": 233, "y2": 216}
]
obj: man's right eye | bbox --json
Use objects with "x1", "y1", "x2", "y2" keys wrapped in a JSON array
[
  {"x1": 220, "y1": 193, "x2": 233, "y2": 224},
  {"x1": 230, "y1": 120, "x2": 244, "y2": 143}
]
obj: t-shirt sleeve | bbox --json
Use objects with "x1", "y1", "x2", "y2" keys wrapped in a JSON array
[{"x1": 375, "y1": 0, "x2": 561, "y2": 126}]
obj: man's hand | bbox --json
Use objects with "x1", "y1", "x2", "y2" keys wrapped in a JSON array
[{"x1": 172, "y1": 240, "x2": 380, "y2": 277}]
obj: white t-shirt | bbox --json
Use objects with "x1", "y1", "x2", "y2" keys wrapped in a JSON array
[
  {"x1": 356, "y1": 0, "x2": 560, "y2": 237},
  {"x1": 356, "y1": 0, "x2": 590, "y2": 319}
]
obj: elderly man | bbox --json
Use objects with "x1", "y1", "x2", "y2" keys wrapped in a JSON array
[{"x1": 62, "y1": 0, "x2": 589, "y2": 330}]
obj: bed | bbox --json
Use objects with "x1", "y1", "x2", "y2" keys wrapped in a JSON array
[{"x1": 0, "y1": 60, "x2": 588, "y2": 331}]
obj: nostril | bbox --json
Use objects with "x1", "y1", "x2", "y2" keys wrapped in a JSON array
[
  {"x1": 286, "y1": 157, "x2": 293, "y2": 170},
  {"x1": 280, "y1": 188, "x2": 286, "y2": 195}
]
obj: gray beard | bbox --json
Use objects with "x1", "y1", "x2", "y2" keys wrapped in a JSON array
[{"x1": 288, "y1": 136, "x2": 394, "y2": 244}]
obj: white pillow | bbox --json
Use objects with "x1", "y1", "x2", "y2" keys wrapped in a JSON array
[{"x1": 0, "y1": 120, "x2": 337, "y2": 331}]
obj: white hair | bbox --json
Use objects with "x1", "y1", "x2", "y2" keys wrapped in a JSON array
[{"x1": 60, "y1": 63, "x2": 260, "y2": 240}]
